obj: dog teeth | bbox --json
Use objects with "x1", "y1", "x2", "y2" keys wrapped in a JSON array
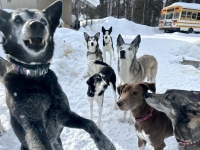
[
  {"x1": 41, "y1": 39, "x2": 45, "y2": 45},
  {"x1": 29, "y1": 39, "x2": 32, "y2": 45}
]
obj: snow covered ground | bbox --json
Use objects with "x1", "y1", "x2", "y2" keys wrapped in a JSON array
[{"x1": 1, "y1": 16, "x2": 200, "y2": 150}]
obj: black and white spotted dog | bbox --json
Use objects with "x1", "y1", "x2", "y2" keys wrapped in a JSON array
[
  {"x1": 84, "y1": 32, "x2": 103, "y2": 77},
  {"x1": 86, "y1": 60, "x2": 117, "y2": 129},
  {"x1": 0, "y1": 1, "x2": 116, "y2": 149},
  {"x1": 102, "y1": 26, "x2": 115, "y2": 67}
]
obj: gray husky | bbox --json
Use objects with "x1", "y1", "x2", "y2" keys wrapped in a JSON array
[
  {"x1": 117, "y1": 34, "x2": 158, "y2": 123},
  {"x1": 0, "y1": 1, "x2": 116, "y2": 150},
  {"x1": 145, "y1": 90, "x2": 200, "y2": 150}
]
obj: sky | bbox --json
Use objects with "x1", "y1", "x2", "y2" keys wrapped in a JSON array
[{"x1": 1, "y1": 16, "x2": 200, "y2": 150}]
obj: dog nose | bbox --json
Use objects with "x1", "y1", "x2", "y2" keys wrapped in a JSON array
[
  {"x1": 105, "y1": 36, "x2": 107, "y2": 39},
  {"x1": 29, "y1": 21, "x2": 45, "y2": 31},
  {"x1": 117, "y1": 101, "x2": 123, "y2": 107},
  {"x1": 103, "y1": 84, "x2": 108, "y2": 88},
  {"x1": 144, "y1": 93, "x2": 152, "y2": 98},
  {"x1": 91, "y1": 42, "x2": 94, "y2": 46},
  {"x1": 120, "y1": 50, "x2": 125, "y2": 59}
]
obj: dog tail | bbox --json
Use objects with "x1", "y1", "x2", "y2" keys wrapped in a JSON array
[{"x1": 94, "y1": 60, "x2": 109, "y2": 67}]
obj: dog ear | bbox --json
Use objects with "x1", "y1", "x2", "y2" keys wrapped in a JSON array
[
  {"x1": 94, "y1": 32, "x2": 100, "y2": 40},
  {"x1": 84, "y1": 32, "x2": 89, "y2": 41},
  {"x1": 43, "y1": 0, "x2": 62, "y2": 29},
  {"x1": 102, "y1": 26, "x2": 105, "y2": 33},
  {"x1": 0, "y1": 9, "x2": 11, "y2": 33},
  {"x1": 108, "y1": 27, "x2": 112, "y2": 34},
  {"x1": 131, "y1": 35, "x2": 141, "y2": 48},
  {"x1": 140, "y1": 82, "x2": 156, "y2": 93},
  {"x1": 117, "y1": 34, "x2": 125, "y2": 47},
  {"x1": 86, "y1": 77, "x2": 93, "y2": 85},
  {"x1": 117, "y1": 84, "x2": 128, "y2": 95}
]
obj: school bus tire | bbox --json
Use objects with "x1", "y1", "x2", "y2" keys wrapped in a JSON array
[{"x1": 188, "y1": 28, "x2": 193, "y2": 34}]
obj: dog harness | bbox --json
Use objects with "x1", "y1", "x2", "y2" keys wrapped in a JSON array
[
  {"x1": 135, "y1": 107, "x2": 154, "y2": 123},
  {"x1": 177, "y1": 139, "x2": 200, "y2": 147}
]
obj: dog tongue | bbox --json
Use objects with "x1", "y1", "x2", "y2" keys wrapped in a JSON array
[{"x1": 31, "y1": 37, "x2": 42, "y2": 45}]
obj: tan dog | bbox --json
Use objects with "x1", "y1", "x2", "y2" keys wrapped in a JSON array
[{"x1": 117, "y1": 82, "x2": 173, "y2": 150}]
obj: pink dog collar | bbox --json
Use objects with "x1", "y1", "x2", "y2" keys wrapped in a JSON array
[
  {"x1": 177, "y1": 139, "x2": 200, "y2": 147},
  {"x1": 135, "y1": 107, "x2": 154, "y2": 123}
]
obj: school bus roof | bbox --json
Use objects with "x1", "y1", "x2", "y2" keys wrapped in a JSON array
[{"x1": 168, "y1": 2, "x2": 200, "y2": 10}]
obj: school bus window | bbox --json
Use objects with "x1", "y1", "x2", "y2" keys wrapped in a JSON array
[
  {"x1": 187, "y1": 11, "x2": 192, "y2": 18},
  {"x1": 166, "y1": 13, "x2": 173, "y2": 19},
  {"x1": 197, "y1": 12, "x2": 200, "y2": 20},
  {"x1": 160, "y1": 14, "x2": 165, "y2": 20},
  {"x1": 181, "y1": 11, "x2": 186, "y2": 18},
  {"x1": 192, "y1": 12, "x2": 197, "y2": 19},
  {"x1": 174, "y1": 13, "x2": 179, "y2": 19}
]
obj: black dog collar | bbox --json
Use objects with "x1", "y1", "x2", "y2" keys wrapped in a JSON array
[
  {"x1": 13, "y1": 63, "x2": 49, "y2": 77},
  {"x1": 7, "y1": 55, "x2": 50, "y2": 78}
]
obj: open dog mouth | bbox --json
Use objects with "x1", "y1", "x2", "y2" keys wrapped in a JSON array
[{"x1": 24, "y1": 37, "x2": 45, "y2": 50}]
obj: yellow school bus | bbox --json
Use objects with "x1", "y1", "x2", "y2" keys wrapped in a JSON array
[{"x1": 159, "y1": 2, "x2": 200, "y2": 33}]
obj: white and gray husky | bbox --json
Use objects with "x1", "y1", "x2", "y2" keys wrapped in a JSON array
[{"x1": 84, "y1": 32, "x2": 103, "y2": 77}]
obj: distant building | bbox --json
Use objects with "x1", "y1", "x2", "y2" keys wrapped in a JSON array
[{"x1": 0, "y1": 0, "x2": 72, "y2": 25}]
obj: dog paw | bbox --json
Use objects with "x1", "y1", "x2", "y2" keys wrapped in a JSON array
[
  {"x1": 92, "y1": 131, "x2": 116, "y2": 150},
  {"x1": 118, "y1": 118, "x2": 126, "y2": 123},
  {"x1": 83, "y1": 74, "x2": 89, "y2": 78},
  {"x1": 0, "y1": 125, "x2": 5, "y2": 136},
  {"x1": 127, "y1": 117, "x2": 134, "y2": 125}
]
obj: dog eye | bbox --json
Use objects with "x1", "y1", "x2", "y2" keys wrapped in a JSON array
[
  {"x1": 14, "y1": 16, "x2": 23, "y2": 24},
  {"x1": 128, "y1": 47, "x2": 132, "y2": 51},
  {"x1": 165, "y1": 95, "x2": 171, "y2": 101},
  {"x1": 41, "y1": 19, "x2": 47, "y2": 26},
  {"x1": 133, "y1": 91, "x2": 138, "y2": 95}
]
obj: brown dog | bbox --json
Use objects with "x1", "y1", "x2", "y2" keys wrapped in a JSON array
[{"x1": 117, "y1": 82, "x2": 173, "y2": 150}]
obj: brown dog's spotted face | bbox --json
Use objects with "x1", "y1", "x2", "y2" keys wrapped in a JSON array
[{"x1": 117, "y1": 82, "x2": 156, "y2": 111}]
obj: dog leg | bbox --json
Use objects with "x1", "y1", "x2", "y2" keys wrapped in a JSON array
[
  {"x1": 20, "y1": 145, "x2": 28, "y2": 150},
  {"x1": 103, "y1": 49, "x2": 107, "y2": 64},
  {"x1": 112, "y1": 48, "x2": 116, "y2": 60},
  {"x1": 88, "y1": 97, "x2": 93, "y2": 120},
  {"x1": 138, "y1": 138, "x2": 146, "y2": 150},
  {"x1": 0, "y1": 119, "x2": 5, "y2": 135},
  {"x1": 109, "y1": 50, "x2": 112, "y2": 66},
  {"x1": 110, "y1": 82, "x2": 118, "y2": 110},
  {"x1": 127, "y1": 111, "x2": 134, "y2": 124},
  {"x1": 97, "y1": 98, "x2": 103, "y2": 130},
  {"x1": 61, "y1": 111, "x2": 116, "y2": 150},
  {"x1": 119, "y1": 111, "x2": 127, "y2": 122}
]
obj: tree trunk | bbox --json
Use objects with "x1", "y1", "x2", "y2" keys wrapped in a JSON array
[{"x1": 109, "y1": 0, "x2": 113, "y2": 16}]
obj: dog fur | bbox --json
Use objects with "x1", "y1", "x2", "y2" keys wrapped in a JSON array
[
  {"x1": 117, "y1": 34, "x2": 158, "y2": 124},
  {"x1": 86, "y1": 60, "x2": 117, "y2": 129},
  {"x1": 0, "y1": 57, "x2": 12, "y2": 136},
  {"x1": 84, "y1": 32, "x2": 103, "y2": 77},
  {"x1": 0, "y1": 1, "x2": 116, "y2": 149},
  {"x1": 117, "y1": 82, "x2": 173, "y2": 150},
  {"x1": 145, "y1": 90, "x2": 200, "y2": 150},
  {"x1": 102, "y1": 26, "x2": 115, "y2": 66}
]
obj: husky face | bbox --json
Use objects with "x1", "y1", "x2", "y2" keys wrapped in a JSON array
[
  {"x1": 0, "y1": 1, "x2": 62, "y2": 64},
  {"x1": 117, "y1": 34, "x2": 141, "y2": 60},
  {"x1": 102, "y1": 26, "x2": 112, "y2": 44},
  {"x1": 84, "y1": 32, "x2": 100, "y2": 51}
]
